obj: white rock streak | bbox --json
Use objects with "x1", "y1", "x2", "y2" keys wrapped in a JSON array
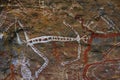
[
  {"x1": 19, "y1": 53, "x2": 34, "y2": 80},
  {"x1": 15, "y1": 18, "x2": 23, "y2": 45},
  {"x1": 16, "y1": 33, "x2": 23, "y2": 45},
  {"x1": 0, "y1": 33, "x2": 3, "y2": 39}
]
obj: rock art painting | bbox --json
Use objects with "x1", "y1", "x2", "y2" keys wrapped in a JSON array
[{"x1": 0, "y1": 0, "x2": 120, "y2": 80}]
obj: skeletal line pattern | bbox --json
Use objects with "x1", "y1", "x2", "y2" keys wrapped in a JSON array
[{"x1": 17, "y1": 19, "x2": 89, "y2": 79}]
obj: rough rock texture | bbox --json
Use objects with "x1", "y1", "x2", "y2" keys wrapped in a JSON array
[{"x1": 0, "y1": 0, "x2": 120, "y2": 80}]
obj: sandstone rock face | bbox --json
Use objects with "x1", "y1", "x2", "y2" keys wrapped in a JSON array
[{"x1": 0, "y1": 0, "x2": 120, "y2": 80}]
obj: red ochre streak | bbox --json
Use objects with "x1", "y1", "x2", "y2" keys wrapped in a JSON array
[
  {"x1": 83, "y1": 33, "x2": 94, "y2": 64},
  {"x1": 80, "y1": 18, "x2": 120, "y2": 64},
  {"x1": 83, "y1": 33, "x2": 120, "y2": 64},
  {"x1": 82, "y1": 59, "x2": 120, "y2": 80}
]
